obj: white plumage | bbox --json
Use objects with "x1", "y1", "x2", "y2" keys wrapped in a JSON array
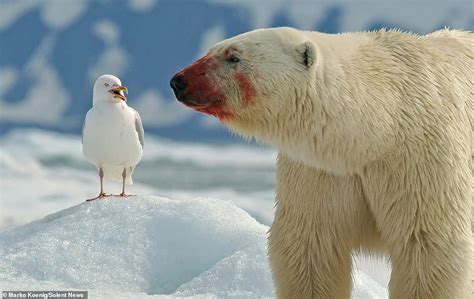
[{"x1": 82, "y1": 74, "x2": 144, "y2": 199}]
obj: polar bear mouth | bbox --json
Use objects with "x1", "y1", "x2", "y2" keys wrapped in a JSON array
[
  {"x1": 183, "y1": 98, "x2": 233, "y2": 120},
  {"x1": 184, "y1": 99, "x2": 222, "y2": 108}
]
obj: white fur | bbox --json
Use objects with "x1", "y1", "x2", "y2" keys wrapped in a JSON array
[
  {"x1": 83, "y1": 75, "x2": 143, "y2": 184},
  {"x1": 209, "y1": 28, "x2": 473, "y2": 298}
]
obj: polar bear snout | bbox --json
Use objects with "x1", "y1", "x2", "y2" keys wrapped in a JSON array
[
  {"x1": 171, "y1": 55, "x2": 235, "y2": 120},
  {"x1": 170, "y1": 73, "x2": 187, "y2": 96},
  {"x1": 170, "y1": 69, "x2": 223, "y2": 108},
  {"x1": 170, "y1": 72, "x2": 199, "y2": 106},
  {"x1": 171, "y1": 55, "x2": 224, "y2": 107}
]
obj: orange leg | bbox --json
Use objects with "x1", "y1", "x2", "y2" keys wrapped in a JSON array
[{"x1": 86, "y1": 167, "x2": 110, "y2": 201}]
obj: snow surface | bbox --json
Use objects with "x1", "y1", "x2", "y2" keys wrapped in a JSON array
[
  {"x1": 0, "y1": 129, "x2": 391, "y2": 289},
  {"x1": 0, "y1": 196, "x2": 388, "y2": 298},
  {"x1": 0, "y1": 129, "x2": 276, "y2": 228}
]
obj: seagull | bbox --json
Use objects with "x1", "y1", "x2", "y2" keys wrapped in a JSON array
[{"x1": 82, "y1": 74, "x2": 144, "y2": 201}]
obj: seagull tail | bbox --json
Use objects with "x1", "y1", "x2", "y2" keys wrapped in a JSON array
[{"x1": 101, "y1": 165, "x2": 134, "y2": 185}]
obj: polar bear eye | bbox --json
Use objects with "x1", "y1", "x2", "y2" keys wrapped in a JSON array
[{"x1": 228, "y1": 55, "x2": 240, "y2": 63}]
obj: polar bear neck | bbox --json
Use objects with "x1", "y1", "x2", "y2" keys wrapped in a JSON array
[
  {"x1": 264, "y1": 33, "x2": 380, "y2": 174},
  {"x1": 227, "y1": 29, "x2": 473, "y2": 177},
  {"x1": 262, "y1": 32, "x2": 430, "y2": 175}
]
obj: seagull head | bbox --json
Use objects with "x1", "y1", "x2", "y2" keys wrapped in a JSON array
[{"x1": 93, "y1": 74, "x2": 128, "y2": 104}]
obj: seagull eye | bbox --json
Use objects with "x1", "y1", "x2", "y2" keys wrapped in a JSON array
[{"x1": 104, "y1": 83, "x2": 109, "y2": 87}]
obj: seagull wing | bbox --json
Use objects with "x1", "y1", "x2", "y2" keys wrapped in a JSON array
[
  {"x1": 81, "y1": 117, "x2": 86, "y2": 144},
  {"x1": 82, "y1": 109, "x2": 92, "y2": 145},
  {"x1": 131, "y1": 108, "x2": 144, "y2": 148}
]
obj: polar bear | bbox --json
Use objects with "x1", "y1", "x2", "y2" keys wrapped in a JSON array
[{"x1": 170, "y1": 27, "x2": 473, "y2": 298}]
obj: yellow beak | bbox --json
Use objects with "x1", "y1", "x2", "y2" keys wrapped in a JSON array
[{"x1": 109, "y1": 85, "x2": 128, "y2": 101}]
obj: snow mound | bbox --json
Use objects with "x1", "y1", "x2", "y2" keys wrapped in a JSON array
[{"x1": 0, "y1": 196, "x2": 387, "y2": 298}]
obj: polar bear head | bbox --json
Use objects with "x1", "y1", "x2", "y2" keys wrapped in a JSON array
[{"x1": 170, "y1": 27, "x2": 319, "y2": 142}]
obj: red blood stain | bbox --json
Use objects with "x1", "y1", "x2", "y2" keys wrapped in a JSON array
[
  {"x1": 234, "y1": 72, "x2": 255, "y2": 105},
  {"x1": 195, "y1": 103, "x2": 234, "y2": 121},
  {"x1": 179, "y1": 55, "x2": 233, "y2": 121},
  {"x1": 181, "y1": 55, "x2": 226, "y2": 106}
]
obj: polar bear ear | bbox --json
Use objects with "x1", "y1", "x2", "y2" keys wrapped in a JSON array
[{"x1": 296, "y1": 41, "x2": 317, "y2": 69}]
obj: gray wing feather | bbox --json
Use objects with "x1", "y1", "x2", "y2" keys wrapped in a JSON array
[
  {"x1": 82, "y1": 109, "x2": 92, "y2": 145},
  {"x1": 81, "y1": 118, "x2": 85, "y2": 144},
  {"x1": 132, "y1": 109, "x2": 144, "y2": 148}
]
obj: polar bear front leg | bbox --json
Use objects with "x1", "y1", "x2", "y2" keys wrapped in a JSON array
[
  {"x1": 269, "y1": 154, "x2": 380, "y2": 299},
  {"x1": 361, "y1": 157, "x2": 473, "y2": 299}
]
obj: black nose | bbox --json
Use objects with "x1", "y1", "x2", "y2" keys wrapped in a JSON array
[{"x1": 170, "y1": 73, "x2": 187, "y2": 94}]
